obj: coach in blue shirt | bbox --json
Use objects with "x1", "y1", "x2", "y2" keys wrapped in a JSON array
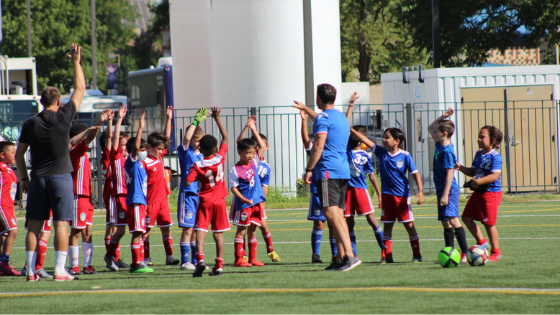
[{"x1": 293, "y1": 84, "x2": 362, "y2": 272}]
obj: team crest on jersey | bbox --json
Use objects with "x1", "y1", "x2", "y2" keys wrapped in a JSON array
[
  {"x1": 314, "y1": 209, "x2": 321, "y2": 217},
  {"x1": 240, "y1": 212, "x2": 248, "y2": 221},
  {"x1": 186, "y1": 211, "x2": 193, "y2": 220},
  {"x1": 80, "y1": 212, "x2": 86, "y2": 222},
  {"x1": 146, "y1": 216, "x2": 151, "y2": 224},
  {"x1": 396, "y1": 160, "x2": 404, "y2": 168},
  {"x1": 11, "y1": 217, "x2": 17, "y2": 226},
  {"x1": 119, "y1": 210, "x2": 126, "y2": 219}
]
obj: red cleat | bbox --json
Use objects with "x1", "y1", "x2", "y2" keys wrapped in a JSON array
[
  {"x1": 249, "y1": 260, "x2": 265, "y2": 267},
  {"x1": 0, "y1": 261, "x2": 21, "y2": 276},
  {"x1": 233, "y1": 259, "x2": 252, "y2": 267}
]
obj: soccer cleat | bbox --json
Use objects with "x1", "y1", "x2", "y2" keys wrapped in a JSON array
[
  {"x1": 267, "y1": 251, "x2": 281, "y2": 262},
  {"x1": 311, "y1": 253, "x2": 323, "y2": 264},
  {"x1": 104, "y1": 255, "x2": 119, "y2": 272},
  {"x1": 0, "y1": 261, "x2": 21, "y2": 276},
  {"x1": 325, "y1": 260, "x2": 344, "y2": 271},
  {"x1": 193, "y1": 261, "x2": 206, "y2": 277},
  {"x1": 144, "y1": 257, "x2": 153, "y2": 266},
  {"x1": 37, "y1": 268, "x2": 53, "y2": 279},
  {"x1": 479, "y1": 242, "x2": 490, "y2": 250},
  {"x1": 54, "y1": 271, "x2": 76, "y2": 281},
  {"x1": 412, "y1": 255, "x2": 423, "y2": 262},
  {"x1": 338, "y1": 256, "x2": 362, "y2": 272},
  {"x1": 130, "y1": 263, "x2": 154, "y2": 274},
  {"x1": 460, "y1": 253, "x2": 468, "y2": 265},
  {"x1": 249, "y1": 260, "x2": 265, "y2": 267},
  {"x1": 21, "y1": 264, "x2": 27, "y2": 275},
  {"x1": 68, "y1": 266, "x2": 83, "y2": 275},
  {"x1": 233, "y1": 259, "x2": 252, "y2": 267},
  {"x1": 181, "y1": 262, "x2": 196, "y2": 271},
  {"x1": 488, "y1": 253, "x2": 501, "y2": 262},
  {"x1": 116, "y1": 260, "x2": 130, "y2": 269},
  {"x1": 242, "y1": 255, "x2": 249, "y2": 262},
  {"x1": 166, "y1": 256, "x2": 180, "y2": 265},
  {"x1": 83, "y1": 265, "x2": 98, "y2": 274},
  {"x1": 380, "y1": 256, "x2": 394, "y2": 264},
  {"x1": 209, "y1": 268, "x2": 223, "y2": 276},
  {"x1": 26, "y1": 274, "x2": 41, "y2": 282}
]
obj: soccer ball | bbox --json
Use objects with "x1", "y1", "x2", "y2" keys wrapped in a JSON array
[
  {"x1": 467, "y1": 245, "x2": 489, "y2": 266},
  {"x1": 438, "y1": 247, "x2": 461, "y2": 268}
]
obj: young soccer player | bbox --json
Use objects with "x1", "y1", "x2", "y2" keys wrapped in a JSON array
[
  {"x1": 185, "y1": 106, "x2": 230, "y2": 277},
  {"x1": 124, "y1": 112, "x2": 153, "y2": 273},
  {"x1": 142, "y1": 106, "x2": 178, "y2": 266},
  {"x1": 177, "y1": 108, "x2": 207, "y2": 270},
  {"x1": 351, "y1": 127, "x2": 424, "y2": 263},
  {"x1": 0, "y1": 141, "x2": 22, "y2": 276},
  {"x1": 67, "y1": 110, "x2": 111, "y2": 275},
  {"x1": 456, "y1": 125, "x2": 503, "y2": 262},
  {"x1": 428, "y1": 108, "x2": 469, "y2": 264},
  {"x1": 231, "y1": 120, "x2": 268, "y2": 267}
]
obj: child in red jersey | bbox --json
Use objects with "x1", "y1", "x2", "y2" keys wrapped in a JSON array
[
  {"x1": 142, "y1": 106, "x2": 178, "y2": 266},
  {"x1": 0, "y1": 142, "x2": 21, "y2": 276},
  {"x1": 186, "y1": 106, "x2": 230, "y2": 277}
]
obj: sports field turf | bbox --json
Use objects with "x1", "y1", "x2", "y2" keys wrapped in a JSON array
[{"x1": 2, "y1": 201, "x2": 560, "y2": 314}]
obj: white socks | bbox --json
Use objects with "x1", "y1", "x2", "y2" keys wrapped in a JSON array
[
  {"x1": 54, "y1": 251, "x2": 68, "y2": 275},
  {"x1": 82, "y1": 242, "x2": 93, "y2": 267}
]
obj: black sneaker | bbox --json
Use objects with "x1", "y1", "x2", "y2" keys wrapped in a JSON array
[
  {"x1": 311, "y1": 253, "x2": 323, "y2": 264},
  {"x1": 325, "y1": 259, "x2": 344, "y2": 271},
  {"x1": 338, "y1": 255, "x2": 362, "y2": 272},
  {"x1": 193, "y1": 261, "x2": 206, "y2": 277},
  {"x1": 380, "y1": 256, "x2": 394, "y2": 264},
  {"x1": 116, "y1": 260, "x2": 130, "y2": 269},
  {"x1": 412, "y1": 255, "x2": 423, "y2": 262},
  {"x1": 209, "y1": 268, "x2": 223, "y2": 276}
]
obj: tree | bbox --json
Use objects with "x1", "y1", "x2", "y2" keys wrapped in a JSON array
[
  {"x1": 340, "y1": 0, "x2": 430, "y2": 84},
  {"x1": 2, "y1": 0, "x2": 138, "y2": 93},
  {"x1": 129, "y1": 0, "x2": 169, "y2": 70},
  {"x1": 401, "y1": 0, "x2": 560, "y2": 67}
]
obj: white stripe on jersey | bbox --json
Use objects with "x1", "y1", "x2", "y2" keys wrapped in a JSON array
[
  {"x1": 77, "y1": 156, "x2": 86, "y2": 195},
  {"x1": 115, "y1": 159, "x2": 124, "y2": 194},
  {"x1": 0, "y1": 171, "x2": 3, "y2": 208},
  {"x1": 195, "y1": 154, "x2": 224, "y2": 167}
]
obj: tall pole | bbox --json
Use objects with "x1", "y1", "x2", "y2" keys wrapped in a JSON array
[
  {"x1": 27, "y1": 0, "x2": 32, "y2": 57},
  {"x1": 91, "y1": 0, "x2": 97, "y2": 89},
  {"x1": 431, "y1": 0, "x2": 441, "y2": 68},
  {"x1": 303, "y1": 0, "x2": 314, "y2": 109}
]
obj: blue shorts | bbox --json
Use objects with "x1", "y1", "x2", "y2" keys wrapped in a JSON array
[
  {"x1": 177, "y1": 192, "x2": 198, "y2": 228},
  {"x1": 26, "y1": 173, "x2": 74, "y2": 221},
  {"x1": 307, "y1": 192, "x2": 325, "y2": 221},
  {"x1": 437, "y1": 187, "x2": 460, "y2": 221}
]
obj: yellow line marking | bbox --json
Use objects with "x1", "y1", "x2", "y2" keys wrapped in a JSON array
[{"x1": 2, "y1": 286, "x2": 559, "y2": 298}]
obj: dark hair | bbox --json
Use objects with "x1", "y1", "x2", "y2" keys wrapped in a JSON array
[
  {"x1": 250, "y1": 133, "x2": 268, "y2": 146},
  {"x1": 317, "y1": 84, "x2": 336, "y2": 105},
  {"x1": 126, "y1": 137, "x2": 147, "y2": 154},
  {"x1": 480, "y1": 125, "x2": 503, "y2": 149},
  {"x1": 147, "y1": 131, "x2": 168, "y2": 149},
  {"x1": 199, "y1": 135, "x2": 218, "y2": 156},
  {"x1": 384, "y1": 127, "x2": 406, "y2": 149},
  {"x1": 437, "y1": 120, "x2": 455, "y2": 137},
  {"x1": 193, "y1": 126, "x2": 205, "y2": 138},
  {"x1": 69, "y1": 123, "x2": 89, "y2": 138},
  {"x1": 237, "y1": 138, "x2": 257, "y2": 152},
  {"x1": 0, "y1": 141, "x2": 15, "y2": 154},
  {"x1": 353, "y1": 125, "x2": 367, "y2": 135},
  {"x1": 349, "y1": 135, "x2": 361, "y2": 149},
  {"x1": 40, "y1": 86, "x2": 61, "y2": 107}
]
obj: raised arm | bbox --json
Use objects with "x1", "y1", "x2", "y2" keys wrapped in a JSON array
[
  {"x1": 105, "y1": 110, "x2": 114, "y2": 150},
  {"x1": 345, "y1": 92, "x2": 359, "y2": 124},
  {"x1": 292, "y1": 101, "x2": 318, "y2": 121},
  {"x1": 164, "y1": 106, "x2": 173, "y2": 140},
  {"x1": 300, "y1": 110, "x2": 311, "y2": 149},
  {"x1": 237, "y1": 115, "x2": 255, "y2": 143},
  {"x1": 131, "y1": 113, "x2": 145, "y2": 160},
  {"x1": 84, "y1": 109, "x2": 112, "y2": 146},
  {"x1": 15, "y1": 143, "x2": 30, "y2": 193},
  {"x1": 112, "y1": 105, "x2": 127, "y2": 151},
  {"x1": 350, "y1": 128, "x2": 375, "y2": 148},
  {"x1": 184, "y1": 108, "x2": 208, "y2": 147},
  {"x1": 428, "y1": 108, "x2": 454, "y2": 141},
  {"x1": 210, "y1": 106, "x2": 228, "y2": 145},
  {"x1": 68, "y1": 43, "x2": 86, "y2": 111},
  {"x1": 69, "y1": 126, "x2": 100, "y2": 149},
  {"x1": 248, "y1": 118, "x2": 266, "y2": 157}
]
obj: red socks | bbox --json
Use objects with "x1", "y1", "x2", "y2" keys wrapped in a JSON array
[
  {"x1": 163, "y1": 235, "x2": 173, "y2": 256},
  {"x1": 143, "y1": 237, "x2": 150, "y2": 259},
  {"x1": 409, "y1": 234, "x2": 421, "y2": 256},
  {"x1": 263, "y1": 231, "x2": 273, "y2": 253},
  {"x1": 131, "y1": 242, "x2": 142, "y2": 265},
  {"x1": 35, "y1": 239, "x2": 48, "y2": 270},
  {"x1": 383, "y1": 236, "x2": 393, "y2": 258},
  {"x1": 234, "y1": 237, "x2": 244, "y2": 260},
  {"x1": 249, "y1": 237, "x2": 258, "y2": 261}
]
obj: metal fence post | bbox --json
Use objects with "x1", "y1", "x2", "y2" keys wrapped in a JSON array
[
  {"x1": 405, "y1": 103, "x2": 417, "y2": 194},
  {"x1": 503, "y1": 89, "x2": 512, "y2": 193}
]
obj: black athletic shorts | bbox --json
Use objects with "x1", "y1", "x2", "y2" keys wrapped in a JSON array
[{"x1": 316, "y1": 178, "x2": 349, "y2": 209}]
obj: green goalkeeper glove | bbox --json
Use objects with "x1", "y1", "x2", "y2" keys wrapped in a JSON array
[{"x1": 193, "y1": 108, "x2": 208, "y2": 126}]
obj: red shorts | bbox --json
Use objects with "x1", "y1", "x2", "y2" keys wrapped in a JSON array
[
  {"x1": 0, "y1": 205, "x2": 17, "y2": 234},
  {"x1": 114, "y1": 195, "x2": 128, "y2": 226},
  {"x1": 462, "y1": 191, "x2": 502, "y2": 226},
  {"x1": 194, "y1": 199, "x2": 231, "y2": 233},
  {"x1": 70, "y1": 196, "x2": 94, "y2": 229},
  {"x1": 25, "y1": 210, "x2": 52, "y2": 233},
  {"x1": 232, "y1": 203, "x2": 264, "y2": 227},
  {"x1": 344, "y1": 186, "x2": 375, "y2": 217},
  {"x1": 104, "y1": 194, "x2": 116, "y2": 225},
  {"x1": 146, "y1": 197, "x2": 173, "y2": 228},
  {"x1": 127, "y1": 204, "x2": 147, "y2": 233},
  {"x1": 381, "y1": 194, "x2": 414, "y2": 223}
]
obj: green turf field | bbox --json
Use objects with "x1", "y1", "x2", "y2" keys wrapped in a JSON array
[{"x1": 2, "y1": 201, "x2": 560, "y2": 314}]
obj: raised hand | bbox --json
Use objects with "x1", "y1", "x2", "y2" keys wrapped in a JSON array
[
  {"x1": 349, "y1": 92, "x2": 359, "y2": 105},
  {"x1": 246, "y1": 115, "x2": 256, "y2": 126},
  {"x1": 118, "y1": 105, "x2": 127, "y2": 119},
  {"x1": 210, "y1": 106, "x2": 221, "y2": 120},
  {"x1": 166, "y1": 106, "x2": 174, "y2": 119},
  {"x1": 140, "y1": 112, "x2": 146, "y2": 129},
  {"x1": 99, "y1": 109, "x2": 112, "y2": 122},
  {"x1": 300, "y1": 110, "x2": 308, "y2": 121},
  {"x1": 67, "y1": 43, "x2": 82, "y2": 64},
  {"x1": 194, "y1": 107, "x2": 208, "y2": 125},
  {"x1": 292, "y1": 101, "x2": 306, "y2": 111},
  {"x1": 442, "y1": 107, "x2": 454, "y2": 119}
]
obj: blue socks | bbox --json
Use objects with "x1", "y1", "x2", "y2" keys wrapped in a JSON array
[
  {"x1": 349, "y1": 231, "x2": 358, "y2": 256},
  {"x1": 190, "y1": 242, "x2": 198, "y2": 264},
  {"x1": 374, "y1": 225, "x2": 384, "y2": 250},
  {"x1": 311, "y1": 229, "x2": 323, "y2": 255},
  {"x1": 0, "y1": 254, "x2": 9, "y2": 263},
  {"x1": 329, "y1": 237, "x2": 338, "y2": 257},
  {"x1": 180, "y1": 242, "x2": 190, "y2": 265}
]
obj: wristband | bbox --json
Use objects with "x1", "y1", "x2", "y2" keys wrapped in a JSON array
[
  {"x1": 192, "y1": 120, "x2": 198, "y2": 126},
  {"x1": 305, "y1": 168, "x2": 313, "y2": 173}
]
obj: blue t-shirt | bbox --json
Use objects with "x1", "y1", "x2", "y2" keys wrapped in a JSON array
[
  {"x1": 230, "y1": 159, "x2": 266, "y2": 210},
  {"x1": 257, "y1": 157, "x2": 271, "y2": 187},
  {"x1": 312, "y1": 109, "x2": 350, "y2": 180},
  {"x1": 433, "y1": 143, "x2": 459, "y2": 190},
  {"x1": 348, "y1": 150, "x2": 375, "y2": 189},
  {"x1": 305, "y1": 147, "x2": 317, "y2": 194},
  {"x1": 472, "y1": 149, "x2": 502, "y2": 192},
  {"x1": 178, "y1": 144, "x2": 203, "y2": 194},
  {"x1": 124, "y1": 156, "x2": 148, "y2": 206},
  {"x1": 373, "y1": 144, "x2": 418, "y2": 197}
]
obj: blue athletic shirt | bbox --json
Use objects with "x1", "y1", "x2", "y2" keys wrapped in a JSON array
[
  {"x1": 257, "y1": 157, "x2": 271, "y2": 187},
  {"x1": 373, "y1": 144, "x2": 418, "y2": 197},
  {"x1": 305, "y1": 147, "x2": 317, "y2": 194},
  {"x1": 433, "y1": 143, "x2": 459, "y2": 190},
  {"x1": 178, "y1": 144, "x2": 203, "y2": 194},
  {"x1": 230, "y1": 158, "x2": 266, "y2": 210},
  {"x1": 472, "y1": 149, "x2": 502, "y2": 192},
  {"x1": 124, "y1": 156, "x2": 148, "y2": 206},
  {"x1": 349, "y1": 150, "x2": 375, "y2": 189},
  {"x1": 312, "y1": 109, "x2": 350, "y2": 179}
]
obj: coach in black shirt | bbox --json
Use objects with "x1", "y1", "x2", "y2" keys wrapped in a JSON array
[{"x1": 16, "y1": 43, "x2": 85, "y2": 281}]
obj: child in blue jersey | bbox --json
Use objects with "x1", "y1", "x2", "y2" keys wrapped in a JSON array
[
  {"x1": 177, "y1": 108, "x2": 207, "y2": 271},
  {"x1": 428, "y1": 108, "x2": 469, "y2": 264},
  {"x1": 456, "y1": 126, "x2": 503, "y2": 262},
  {"x1": 351, "y1": 127, "x2": 424, "y2": 263},
  {"x1": 230, "y1": 119, "x2": 268, "y2": 267},
  {"x1": 123, "y1": 113, "x2": 153, "y2": 273}
]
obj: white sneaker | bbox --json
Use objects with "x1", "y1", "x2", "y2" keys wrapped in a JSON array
[
  {"x1": 144, "y1": 257, "x2": 153, "y2": 266},
  {"x1": 53, "y1": 270, "x2": 76, "y2": 282},
  {"x1": 181, "y1": 262, "x2": 196, "y2": 271},
  {"x1": 38, "y1": 268, "x2": 53, "y2": 279}
]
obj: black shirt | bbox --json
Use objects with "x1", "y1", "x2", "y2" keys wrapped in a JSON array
[{"x1": 19, "y1": 101, "x2": 76, "y2": 178}]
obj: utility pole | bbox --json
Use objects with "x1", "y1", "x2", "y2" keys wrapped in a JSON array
[
  {"x1": 91, "y1": 0, "x2": 97, "y2": 89},
  {"x1": 27, "y1": 0, "x2": 32, "y2": 57},
  {"x1": 432, "y1": 0, "x2": 441, "y2": 68}
]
